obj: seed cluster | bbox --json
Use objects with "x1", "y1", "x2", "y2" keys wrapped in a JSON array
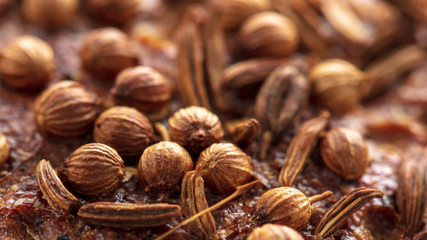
[{"x1": 0, "y1": 0, "x2": 425, "y2": 239}]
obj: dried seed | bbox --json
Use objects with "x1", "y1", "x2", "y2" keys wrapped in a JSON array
[
  {"x1": 137, "y1": 141, "x2": 193, "y2": 192},
  {"x1": 388, "y1": 0, "x2": 427, "y2": 23},
  {"x1": 247, "y1": 224, "x2": 304, "y2": 240},
  {"x1": 196, "y1": 143, "x2": 253, "y2": 195},
  {"x1": 255, "y1": 65, "x2": 309, "y2": 159},
  {"x1": 221, "y1": 58, "x2": 285, "y2": 96},
  {"x1": 0, "y1": 132, "x2": 9, "y2": 168},
  {"x1": 279, "y1": 111, "x2": 330, "y2": 186},
  {"x1": 176, "y1": 7, "x2": 211, "y2": 110},
  {"x1": 321, "y1": 127, "x2": 370, "y2": 180},
  {"x1": 226, "y1": 118, "x2": 260, "y2": 147},
  {"x1": 396, "y1": 148, "x2": 427, "y2": 233},
  {"x1": 254, "y1": 187, "x2": 332, "y2": 230},
  {"x1": 169, "y1": 106, "x2": 224, "y2": 152},
  {"x1": 61, "y1": 143, "x2": 125, "y2": 196},
  {"x1": 315, "y1": 187, "x2": 384, "y2": 238},
  {"x1": 86, "y1": 0, "x2": 139, "y2": 24},
  {"x1": 93, "y1": 106, "x2": 154, "y2": 158},
  {"x1": 347, "y1": 0, "x2": 402, "y2": 46},
  {"x1": 204, "y1": 6, "x2": 231, "y2": 112},
  {"x1": 156, "y1": 179, "x2": 259, "y2": 240},
  {"x1": 363, "y1": 45, "x2": 427, "y2": 98},
  {"x1": 273, "y1": 0, "x2": 328, "y2": 57},
  {"x1": 176, "y1": 6, "x2": 232, "y2": 112},
  {"x1": 320, "y1": 0, "x2": 372, "y2": 46},
  {"x1": 80, "y1": 28, "x2": 138, "y2": 79},
  {"x1": 34, "y1": 81, "x2": 102, "y2": 138},
  {"x1": 0, "y1": 35, "x2": 54, "y2": 91},
  {"x1": 78, "y1": 202, "x2": 182, "y2": 228},
  {"x1": 110, "y1": 66, "x2": 172, "y2": 118},
  {"x1": 23, "y1": 0, "x2": 78, "y2": 28},
  {"x1": 180, "y1": 171, "x2": 217, "y2": 239},
  {"x1": 414, "y1": 230, "x2": 427, "y2": 240},
  {"x1": 36, "y1": 159, "x2": 79, "y2": 213},
  {"x1": 215, "y1": 0, "x2": 271, "y2": 30}
]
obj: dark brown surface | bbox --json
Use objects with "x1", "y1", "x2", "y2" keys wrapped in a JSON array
[{"x1": 0, "y1": 1, "x2": 426, "y2": 240}]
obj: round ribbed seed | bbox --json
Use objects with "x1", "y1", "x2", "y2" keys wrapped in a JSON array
[
  {"x1": 35, "y1": 81, "x2": 101, "y2": 138},
  {"x1": 196, "y1": 143, "x2": 252, "y2": 195},
  {"x1": 62, "y1": 143, "x2": 125, "y2": 195},
  {"x1": 93, "y1": 106, "x2": 154, "y2": 158},
  {"x1": 254, "y1": 187, "x2": 332, "y2": 230},
  {"x1": 169, "y1": 106, "x2": 224, "y2": 152}
]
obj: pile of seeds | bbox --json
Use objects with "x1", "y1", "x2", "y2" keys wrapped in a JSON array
[{"x1": 0, "y1": 0, "x2": 427, "y2": 239}]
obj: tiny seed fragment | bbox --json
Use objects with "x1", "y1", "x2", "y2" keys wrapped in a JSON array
[
  {"x1": 255, "y1": 64, "x2": 309, "y2": 159},
  {"x1": 315, "y1": 187, "x2": 384, "y2": 238},
  {"x1": 36, "y1": 159, "x2": 80, "y2": 213},
  {"x1": 78, "y1": 202, "x2": 182, "y2": 228},
  {"x1": 279, "y1": 111, "x2": 330, "y2": 186},
  {"x1": 226, "y1": 118, "x2": 260, "y2": 147}
]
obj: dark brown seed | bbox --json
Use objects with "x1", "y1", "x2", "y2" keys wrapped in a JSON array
[
  {"x1": 35, "y1": 81, "x2": 101, "y2": 138},
  {"x1": 247, "y1": 224, "x2": 304, "y2": 240},
  {"x1": 93, "y1": 106, "x2": 154, "y2": 158},
  {"x1": 137, "y1": 141, "x2": 193, "y2": 192},
  {"x1": 238, "y1": 11, "x2": 299, "y2": 57},
  {"x1": 321, "y1": 127, "x2": 370, "y2": 180},
  {"x1": 204, "y1": 6, "x2": 232, "y2": 112},
  {"x1": 156, "y1": 179, "x2": 259, "y2": 240},
  {"x1": 61, "y1": 143, "x2": 125, "y2": 196},
  {"x1": 254, "y1": 187, "x2": 332, "y2": 230},
  {"x1": 196, "y1": 143, "x2": 253, "y2": 195},
  {"x1": 111, "y1": 66, "x2": 172, "y2": 117},
  {"x1": 363, "y1": 45, "x2": 427, "y2": 98},
  {"x1": 0, "y1": 35, "x2": 54, "y2": 91},
  {"x1": 86, "y1": 0, "x2": 139, "y2": 24},
  {"x1": 0, "y1": 132, "x2": 9, "y2": 168},
  {"x1": 220, "y1": 58, "x2": 285, "y2": 97},
  {"x1": 80, "y1": 28, "x2": 138, "y2": 79},
  {"x1": 169, "y1": 106, "x2": 224, "y2": 152},
  {"x1": 78, "y1": 202, "x2": 182, "y2": 228},
  {"x1": 255, "y1": 64, "x2": 309, "y2": 159}
]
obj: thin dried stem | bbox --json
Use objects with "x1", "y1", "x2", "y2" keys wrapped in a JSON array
[
  {"x1": 154, "y1": 122, "x2": 170, "y2": 141},
  {"x1": 309, "y1": 191, "x2": 333, "y2": 204},
  {"x1": 155, "y1": 180, "x2": 259, "y2": 240}
]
